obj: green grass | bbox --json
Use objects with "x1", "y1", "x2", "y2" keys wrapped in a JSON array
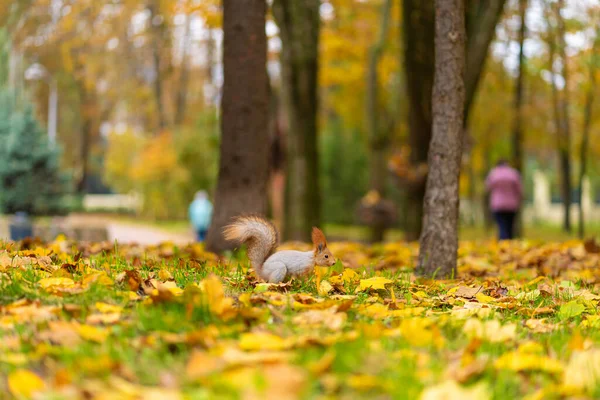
[{"x1": 2, "y1": 237, "x2": 600, "y2": 398}]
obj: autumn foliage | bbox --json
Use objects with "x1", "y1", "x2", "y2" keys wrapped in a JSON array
[{"x1": 2, "y1": 237, "x2": 600, "y2": 398}]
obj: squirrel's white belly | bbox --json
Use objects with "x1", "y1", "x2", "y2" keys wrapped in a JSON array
[{"x1": 264, "y1": 250, "x2": 314, "y2": 277}]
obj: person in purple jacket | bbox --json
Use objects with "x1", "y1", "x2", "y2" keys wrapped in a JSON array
[{"x1": 485, "y1": 160, "x2": 523, "y2": 240}]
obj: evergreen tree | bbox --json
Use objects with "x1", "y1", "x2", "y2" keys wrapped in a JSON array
[{"x1": 0, "y1": 88, "x2": 70, "y2": 215}]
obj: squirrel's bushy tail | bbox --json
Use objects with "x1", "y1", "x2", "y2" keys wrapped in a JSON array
[{"x1": 223, "y1": 215, "x2": 279, "y2": 274}]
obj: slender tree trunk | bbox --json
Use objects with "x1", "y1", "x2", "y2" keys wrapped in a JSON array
[
  {"x1": 147, "y1": 0, "x2": 168, "y2": 133},
  {"x1": 555, "y1": 0, "x2": 572, "y2": 233},
  {"x1": 174, "y1": 13, "x2": 192, "y2": 126},
  {"x1": 205, "y1": 0, "x2": 270, "y2": 252},
  {"x1": 463, "y1": 0, "x2": 507, "y2": 126},
  {"x1": 466, "y1": 152, "x2": 476, "y2": 226},
  {"x1": 511, "y1": 0, "x2": 527, "y2": 237},
  {"x1": 482, "y1": 127, "x2": 493, "y2": 232},
  {"x1": 366, "y1": 0, "x2": 393, "y2": 243},
  {"x1": 401, "y1": 0, "x2": 505, "y2": 240},
  {"x1": 77, "y1": 117, "x2": 92, "y2": 194},
  {"x1": 273, "y1": 0, "x2": 321, "y2": 241},
  {"x1": 578, "y1": 31, "x2": 599, "y2": 238},
  {"x1": 417, "y1": 0, "x2": 465, "y2": 279},
  {"x1": 401, "y1": 0, "x2": 435, "y2": 241},
  {"x1": 75, "y1": 80, "x2": 94, "y2": 195}
]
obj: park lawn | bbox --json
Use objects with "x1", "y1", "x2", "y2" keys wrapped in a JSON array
[{"x1": 1, "y1": 237, "x2": 600, "y2": 399}]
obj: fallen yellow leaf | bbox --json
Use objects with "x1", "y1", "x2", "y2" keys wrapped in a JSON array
[
  {"x1": 239, "y1": 332, "x2": 290, "y2": 351},
  {"x1": 186, "y1": 350, "x2": 224, "y2": 379},
  {"x1": 495, "y1": 352, "x2": 563, "y2": 374},
  {"x1": 564, "y1": 349, "x2": 600, "y2": 392},
  {"x1": 8, "y1": 369, "x2": 46, "y2": 398},
  {"x1": 77, "y1": 324, "x2": 109, "y2": 343},
  {"x1": 358, "y1": 277, "x2": 393, "y2": 291},
  {"x1": 95, "y1": 302, "x2": 123, "y2": 314},
  {"x1": 318, "y1": 280, "x2": 334, "y2": 296},
  {"x1": 38, "y1": 277, "x2": 75, "y2": 289},
  {"x1": 420, "y1": 380, "x2": 490, "y2": 400},
  {"x1": 463, "y1": 319, "x2": 516, "y2": 343}
]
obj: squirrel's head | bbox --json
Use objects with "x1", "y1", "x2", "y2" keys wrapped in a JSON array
[{"x1": 312, "y1": 227, "x2": 336, "y2": 267}]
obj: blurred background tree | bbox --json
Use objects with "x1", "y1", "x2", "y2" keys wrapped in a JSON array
[{"x1": 0, "y1": 89, "x2": 70, "y2": 215}]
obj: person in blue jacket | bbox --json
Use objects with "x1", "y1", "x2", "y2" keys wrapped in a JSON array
[{"x1": 189, "y1": 191, "x2": 213, "y2": 242}]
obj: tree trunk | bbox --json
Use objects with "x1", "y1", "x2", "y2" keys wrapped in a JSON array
[
  {"x1": 205, "y1": 0, "x2": 270, "y2": 252},
  {"x1": 401, "y1": 0, "x2": 435, "y2": 241},
  {"x1": 174, "y1": 13, "x2": 192, "y2": 126},
  {"x1": 482, "y1": 127, "x2": 493, "y2": 232},
  {"x1": 272, "y1": 0, "x2": 321, "y2": 242},
  {"x1": 555, "y1": 0, "x2": 572, "y2": 233},
  {"x1": 268, "y1": 86, "x2": 286, "y2": 233},
  {"x1": 366, "y1": 0, "x2": 393, "y2": 243},
  {"x1": 463, "y1": 0, "x2": 507, "y2": 125},
  {"x1": 147, "y1": 0, "x2": 168, "y2": 133},
  {"x1": 77, "y1": 115, "x2": 92, "y2": 194},
  {"x1": 417, "y1": 0, "x2": 465, "y2": 279},
  {"x1": 401, "y1": 0, "x2": 505, "y2": 240},
  {"x1": 578, "y1": 30, "x2": 599, "y2": 238},
  {"x1": 76, "y1": 81, "x2": 94, "y2": 194},
  {"x1": 511, "y1": 0, "x2": 527, "y2": 237}
]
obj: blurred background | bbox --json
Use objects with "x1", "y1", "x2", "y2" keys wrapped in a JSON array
[{"x1": 0, "y1": 0, "x2": 598, "y2": 245}]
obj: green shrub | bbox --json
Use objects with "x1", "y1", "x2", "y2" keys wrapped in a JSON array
[{"x1": 0, "y1": 89, "x2": 71, "y2": 215}]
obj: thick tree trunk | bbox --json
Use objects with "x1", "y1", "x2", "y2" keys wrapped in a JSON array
[
  {"x1": 174, "y1": 13, "x2": 192, "y2": 126},
  {"x1": 273, "y1": 0, "x2": 320, "y2": 241},
  {"x1": 401, "y1": 0, "x2": 435, "y2": 241},
  {"x1": 555, "y1": 0, "x2": 572, "y2": 233},
  {"x1": 205, "y1": 0, "x2": 270, "y2": 252},
  {"x1": 511, "y1": 0, "x2": 527, "y2": 237},
  {"x1": 268, "y1": 87, "x2": 286, "y2": 232},
  {"x1": 578, "y1": 31, "x2": 599, "y2": 238},
  {"x1": 366, "y1": 0, "x2": 393, "y2": 243},
  {"x1": 417, "y1": 0, "x2": 465, "y2": 279}
]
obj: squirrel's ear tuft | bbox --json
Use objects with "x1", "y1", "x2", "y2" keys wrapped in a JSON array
[{"x1": 312, "y1": 227, "x2": 327, "y2": 250}]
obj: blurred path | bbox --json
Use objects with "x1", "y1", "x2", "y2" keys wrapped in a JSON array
[
  {"x1": 106, "y1": 222, "x2": 193, "y2": 245},
  {"x1": 65, "y1": 214, "x2": 194, "y2": 245}
]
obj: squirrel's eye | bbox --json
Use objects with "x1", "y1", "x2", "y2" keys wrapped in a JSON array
[{"x1": 324, "y1": 255, "x2": 329, "y2": 259}]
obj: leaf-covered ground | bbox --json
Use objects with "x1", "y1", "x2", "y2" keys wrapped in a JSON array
[{"x1": 2, "y1": 237, "x2": 600, "y2": 399}]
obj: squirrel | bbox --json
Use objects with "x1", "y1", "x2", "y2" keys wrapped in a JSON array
[{"x1": 223, "y1": 215, "x2": 336, "y2": 283}]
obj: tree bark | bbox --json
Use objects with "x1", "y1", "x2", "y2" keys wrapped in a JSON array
[
  {"x1": 463, "y1": 0, "x2": 507, "y2": 125},
  {"x1": 401, "y1": 0, "x2": 435, "y2": 241},
  {"x1": 511, "y1": 0, "x2": 527, "y2": 237},
  {"x1": 482, "y1": 127, "x2": 493, "y2": 232},
  {"x1": 205, "y1": 0, "x2": 270, "y2": 252},
  {"x1": 273, "y1": 0, "x2": 321, "y2": 242},
  {"x1": 417, "y1": 0, "x2": 465, "y2": 279},
  {"x1": 555, "y1": 0, "x2": 572, "y2": 233},
  {"x1": 578, "y1": 30, "x2": 599, "y2": 238},
  {"x1": 174, "y1": 13, "x2": 192, "y2": 126},
  {"x1": 147, "y1": 0, "x2": 168, "y2": 133},
  {"x1": 366, "y1": 0, "x2": 393, "y2": 243},
  {"x1": 401, "y1": 0, "x2": 505, "y2": 240},
  {"x1": 75, "y1": 79, "x2": 95, "y2": 195}
]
